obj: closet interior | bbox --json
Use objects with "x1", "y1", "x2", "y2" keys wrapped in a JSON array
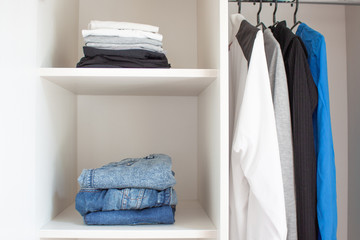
[
  {"x1": 228, "y1": 1, "x2": 359, "y2": 240},
  {"x1": 37, "y1": 0, "x2": 228, "y2": 239},
  {"x1": 35, "y1": 0, "x2": 359, "y2": 239}
]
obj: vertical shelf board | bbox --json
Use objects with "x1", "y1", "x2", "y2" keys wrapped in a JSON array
[
  {"x1": 39, "y1": 68, "x2": 218, "y2": 96},
  {"x1": 39, "y1": 200, "x2": 217, "y2": 239},
  {"x1": 218, "y1": 0, "x2": 230, "y2": 239},
  {"x1": 197, "y1": 0, "x2": 229, "y2": 240}
]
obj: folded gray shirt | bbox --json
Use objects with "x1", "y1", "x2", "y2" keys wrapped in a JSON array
[
  {"x1": 84, "y1": 35, "x2": 163, "y2": 47},
  {"x1": 86, "y1": 42, "x2": 164, "y2": 53},
  {"x1": 264, "y1": 28, "x2": 297, "y2": 240}
]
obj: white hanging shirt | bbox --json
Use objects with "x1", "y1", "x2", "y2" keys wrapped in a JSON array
[{"x1": 229, "y1": 14, "x2": 287, "y2": 240}]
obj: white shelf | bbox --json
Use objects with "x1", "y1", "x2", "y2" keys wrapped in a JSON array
[
  {"x1": 39, "y1": 68, "x2": 218, "y2": 96},
  {"x1": 39, "y1": 200, "x2": 217, "y2": 239}
]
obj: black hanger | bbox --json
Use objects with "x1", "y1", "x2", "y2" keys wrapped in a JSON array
[
  {"x1": 273, "y1": 0, "x2": 279, "y2": 26},
  {"x1": 291, "y1": 0, "x2": 302, "y2": 30},
  {"x1": 255, "y1": 0, "x2": 267, "y2": 30},
  {"x1": 238, "y1": 0, "x2": 241, "y2": 13},
  {"x1": 268, "y1": 0, "x2": 280, "y2": 28}
]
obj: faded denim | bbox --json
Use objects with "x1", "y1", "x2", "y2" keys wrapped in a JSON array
[
  {"x1": 84, "y1": 206, "x2": 175, "y2": 225},
  {"x1": 75, "y1": 187, "x2": 177, "y2": 216},
  {"x1": 78, "y1": 154, "x2": 176, "y2": 190}
]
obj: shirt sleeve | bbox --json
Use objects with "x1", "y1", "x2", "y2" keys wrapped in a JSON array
[
  {"x1": 316, "y1": 37, "x2": 337, "y2": 240},
  {"x1": 232, "y1": 31, "x2": 287, "y2": 240},
  {"x1": 286, "y1": 37, "x2": 318, "y2": 240}
]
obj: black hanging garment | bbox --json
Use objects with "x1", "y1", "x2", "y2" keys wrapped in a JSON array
[{"x1": 271, "y1": 21, "x2": 318, "y2": 240}]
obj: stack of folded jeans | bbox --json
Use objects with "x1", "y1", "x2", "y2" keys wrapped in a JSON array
[
  {"x1": 76, "y1": 20, "x2": 170, "y2": 68},
  {"x1": 75, "y1": 154, "x2": 177, "y2": 225}
]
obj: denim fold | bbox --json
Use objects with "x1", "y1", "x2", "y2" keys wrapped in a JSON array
[
  {"x1": 84, "y1": 206, "x2": 175, "y2": 225},
  {"x1": 76, "y1": 187, "x2": 177, "y2": 216},
  {"x1": 78, "y1": 154, "x2": 176, "y2": 190}
]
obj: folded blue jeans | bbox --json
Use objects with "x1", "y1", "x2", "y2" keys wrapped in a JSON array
[
  {"x1": 76, "y1": 187, "x2": 177, "y2": 216},
  {"x1": 78, "y1": 154, "x2": 176, "y2": 190},
  {"x1": 84, "y1": 206, "x2": 175, "y2": 225}
]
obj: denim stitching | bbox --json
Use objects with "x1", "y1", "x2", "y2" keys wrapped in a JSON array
[
  {"x1": 79, "y1": 189, "x2": 101, "y2": 193},
  {"x1": 165, "y1": 188, "x2": 170, "y2": 205},
  {"x1": 136, "y1": 189, "x2": 144, "y2": 209},
  {"x1": 155, "y1": 190, "x2": 162, "y2": 207},
  {"x1": 85, "y1": 170, "x2": 91, "y2": 188},
  {"x1": 91, "y1": 169, "x2": 95, "y2": 188},
  {"x1": 122, "y1": 189, "x2": 129, "y2": 209},
  {"x1": 170, "y1": 188, "x2": 173, "y2": 205},
  {"x1": 119, "y1": 189, "x2": 124, "y2": 210}
]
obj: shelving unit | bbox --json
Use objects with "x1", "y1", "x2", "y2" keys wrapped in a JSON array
[
  {"x1": 36, "y1": 0, "x2": 229, "y2": 240},
  {"x1": 40, "y1": 201, "x2": 216, "y2": 239},
  {"x1": 39, "y1": 68, "x2": 218, "y2": 95}
]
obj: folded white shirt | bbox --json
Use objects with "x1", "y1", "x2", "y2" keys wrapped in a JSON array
[
  {"x1": 84, "y1": 35, "x2": 162, "y2": 47},
  {"x1": 82, "y1": 29, "x2": 163, "y2": 42},
  {"x1": 88, "y1": 20, "x2": 159, "y2": 33}
]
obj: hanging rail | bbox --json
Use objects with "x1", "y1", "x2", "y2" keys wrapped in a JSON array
[{"x1": 228, "y1": 0, "x2": 360, "y2": 5}]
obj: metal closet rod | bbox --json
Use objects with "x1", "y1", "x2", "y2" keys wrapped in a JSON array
[{"x1": 228, "y1": 0, "x2": 360, "y2": 5}]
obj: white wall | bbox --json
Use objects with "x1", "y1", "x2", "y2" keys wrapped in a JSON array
[
  {"x1": 229, "y1": 3, "x2": 348, "y2": 239},
  {"x1": 78, "y1": 0, "x2": 198, "y2": 69},
  {"x1": 345, "y1": 6, "x2": 360, "y2": 240},
  {"x1": 37, "y1": 0, "x2": 79, "y2": 67},
  {"x1": 0, "y1": 0, "x2": 38, "y2": 239},
  {"x1": 0, "y1": 1, "x2": 80, "y2": 239},
  {"x1": 77, "y1": 96, "x2": 198, "y2": 200}
]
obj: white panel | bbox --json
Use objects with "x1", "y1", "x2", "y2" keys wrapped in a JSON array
[
  {"x1": 36, "y1": 79, "x2": 77, "y2": 228},
  {"x1": 78, "y1": 0, "x2": 197, "y2": 68},
  {"x1": 40, "y1": 201, "x2": 216, "y2": 239},
  {"x1": 345, "y1": 6, "x2": 360, "y2": 240},
  {"x1": 229, "y1": 4, "x2": 348, "y2": 239},
  {"x1": 218, "y1": 1, "x2": 230, "y2": 240},
  {"x1": 0, "y1": 0, "x2": 37, "y2": 239},
  {"x1": 198, "y1": 1, "x2": 228, "y2": 240},
  {"x1": 37, "y1": 0, "x2": 79, "y2": 67},
  {"x1": 36, "y1": 1, "x2": 79, "y2": 240},
  {"x1": 77, "y1": 96, "x2": 198, "y2": 200},
  {"x1": 197, "y1": 81, "x2": 220, "y2": 215},
  {"x1": 198, "y1": 80, "x2": 221, "y2": 237},
  {"x1": 39, "y1": 68, "x2": 218, "y2": 96}
]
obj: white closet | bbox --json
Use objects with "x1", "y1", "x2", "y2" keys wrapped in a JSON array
[
  {"x1": 37, "y1": 0, "x2": 228, "y2": 239},
  {"x1": 1, "y1": 0, "x2": 358, "y2": 239}
]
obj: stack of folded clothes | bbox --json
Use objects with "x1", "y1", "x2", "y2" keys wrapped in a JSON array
[
  {"x1": 75, "y1": 154, "x2": 177, "y2": 225},
  {"x1": 76, "y1": 20, "x2": 170, "y2": 68}
]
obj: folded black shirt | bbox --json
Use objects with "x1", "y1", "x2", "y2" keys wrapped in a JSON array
[{"x1": 76, "y1": 47, "x2": 171, "y2": 68}]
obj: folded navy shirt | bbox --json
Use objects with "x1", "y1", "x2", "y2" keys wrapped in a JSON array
[{"x1": 76, "y1": 47, "x2": 170, "y2": 68}]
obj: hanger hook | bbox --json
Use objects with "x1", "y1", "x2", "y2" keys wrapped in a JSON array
[
  {"x1": 238, "y1": 0, "x2": 241, "y2": 13},
  {"x1": 273, "y1": 0, "x2": 278, "y2": 24},
  {"x1": 293, "y1": 0, "x2": 299, "y2": 24},
  {"x1": 257, "y1": 0, "x2": 263, "y2": 25}
]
